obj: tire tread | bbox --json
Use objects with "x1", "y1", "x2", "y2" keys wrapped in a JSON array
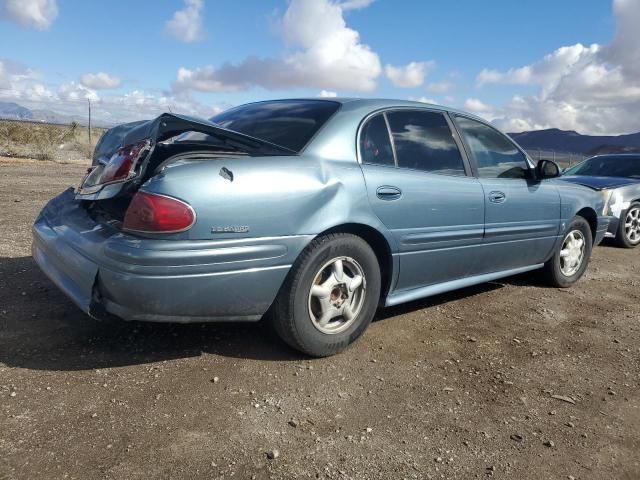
[{"x1": 270, "y1": 233, "x2": 379, "y2": 357}]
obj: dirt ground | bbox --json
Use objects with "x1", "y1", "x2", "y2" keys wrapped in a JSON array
[{"x1": 1, "y1": 158, "x2": 639, "y2": 480}]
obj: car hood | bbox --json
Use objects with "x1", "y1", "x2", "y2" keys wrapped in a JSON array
[{"x1": 559, "y1": 175, "x2": 640, "y2": 191}]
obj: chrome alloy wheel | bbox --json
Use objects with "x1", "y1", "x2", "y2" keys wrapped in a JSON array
[
  {"x1": 624, "y1": 207, "x2": 640, "y2": 243},
  {"x1": 308, "y1": 257, "x2": 366, "y2": 334},
  {"x1": 559, "y1": 230, "x2": 586, "y2": 277}
]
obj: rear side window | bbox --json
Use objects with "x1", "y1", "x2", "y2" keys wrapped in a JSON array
[
  {"x1": 360, "y1": 114, "x2": 395, "y2": 166},
  {"x1": 454, "y1": 116, "x2": 529, "y2": 179},
  {"x1": 386, "y1": 110, "x2": 466, "y2": 176},
  {"x1": 210, "y1": 100, "x2": 340, "y2": 152}
]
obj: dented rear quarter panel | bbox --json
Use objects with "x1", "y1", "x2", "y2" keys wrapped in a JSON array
[{"x1": 143, "y1": 155, "x2": 390, "y2": 241}]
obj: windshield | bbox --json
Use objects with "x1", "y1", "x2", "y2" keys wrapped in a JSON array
[
  {"x1": 209, "y1": 100, "x2": 341, "y2": 152},
  {"x1": 565, "y1": 155, "x2": 640, "y2": 178}
]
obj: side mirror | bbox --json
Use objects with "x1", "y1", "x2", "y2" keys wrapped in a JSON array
[{"x1": 536, "y1": 159, "x2": 561, "y2": 180}]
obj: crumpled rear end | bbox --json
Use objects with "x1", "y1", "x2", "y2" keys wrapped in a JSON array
[{"x1": 32, "y1": 188, "x2": 308, "y2": 323}]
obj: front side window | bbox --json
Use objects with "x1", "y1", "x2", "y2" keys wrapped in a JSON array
[
  {"x1": 360, "y1": 114, "x2": 395, "y2": 166},
  {"x1": 386, "y1": 110, "x2": 466, "y2": 176},
  {"x1": 455, "y1": 116, "x2": 530, "y2": 179}
]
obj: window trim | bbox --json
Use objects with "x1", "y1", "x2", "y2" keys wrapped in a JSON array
[
  {"x1": 356, "y1": 107, "x2": 474, "y2": 177},
  {"x1": 382, "y1": 112, "x2": 399, "y2": 168},
  {"x1": 357, "y1": 112, "x2": 397, "y2": 168},
  {"x1": 450, "y1": 113, "x2": 535, "y2": 180}
]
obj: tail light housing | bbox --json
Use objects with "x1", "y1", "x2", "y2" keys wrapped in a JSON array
[
  {"x1": 123, "y1": 192, "x2": 196, "y2": 233},
  {"x1": 79, "y1": 140, "x2": 150, "y2": 194}
]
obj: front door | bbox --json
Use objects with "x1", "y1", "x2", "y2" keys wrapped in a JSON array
[
  {"x1": 452, "y1": 115, "x2": 561, "y2": 273},
  {"x1": 359, "y1": 109, "x2": 485, "y2": 292}
]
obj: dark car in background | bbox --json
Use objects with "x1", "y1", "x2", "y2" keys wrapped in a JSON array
[{"x1": 562, "y1": 154, "x2": 640, "y2": 248}]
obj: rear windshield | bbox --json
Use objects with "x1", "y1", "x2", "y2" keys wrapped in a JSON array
[
  {"x1": 209, "y1": 100, "x2": 340, "y2": 152},
  {"x1": 565, "y1": 155, "x2": 640, "y2": 178}
]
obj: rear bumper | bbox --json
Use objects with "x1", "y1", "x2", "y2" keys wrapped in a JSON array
[{"x1": 32, "y1": 189, "x2": 309, "y2": 322}]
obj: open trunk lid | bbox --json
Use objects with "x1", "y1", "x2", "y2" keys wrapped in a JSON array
[{"x1": 77, "y1": 112, "x2": 295, "y2": 201}]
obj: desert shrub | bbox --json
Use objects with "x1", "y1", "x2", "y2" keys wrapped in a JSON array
[{"x1": 0, "y1": 120, "x2": 105, "y2": 161}]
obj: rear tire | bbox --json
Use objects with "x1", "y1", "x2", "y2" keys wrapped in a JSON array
[
  {"x1": 270, "y1": 233, "x2": 381, "y2": 357},
  {"x1": 615, "y1": 201, "x2": 640, "y2": 249},
  {"x1": 544, "y1": 216, "x2": 593, "y2": 288}
]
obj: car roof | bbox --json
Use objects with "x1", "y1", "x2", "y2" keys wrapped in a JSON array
[
  {"x1": 233, "y1": 97, "x2": 484, "y2": 121},
  {"x1": 232, "y1": 97, "x2": 447, "y2": 107}
]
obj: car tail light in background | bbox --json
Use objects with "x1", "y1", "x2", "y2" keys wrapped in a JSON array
[
  {"x1": 123, "y1": 192, "x2": 196, "y2": 233},
  {"x1": 79, "y1": 140, "x2": 150, "y2": 193}
]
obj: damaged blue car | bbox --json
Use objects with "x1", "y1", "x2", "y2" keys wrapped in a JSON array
[{"x1": 32, "y1": 99, "x2": 609, "y2": 356}]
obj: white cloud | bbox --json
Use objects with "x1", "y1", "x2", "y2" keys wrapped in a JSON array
[
  {"x1": 473, "y1": 0, "x2": 640, "y2": 135},
  {"x1": 426, "y1": 81, "x2": 453, "y2": 93},
  {"x1": 385, "y1": 61, "x2": 434, "y2": 88},
  {"x1": 318, "y1": 90, "x2": 338, "y2": 98},
  {"x1": 409, "y1": 96, "x2": 438, "y2": 105},
  {"x1": 0, "y1": 59, "x2": 48, "y2": 97},
  {"x1": 57, "y1": 82, "x2": 100, "y2": 103},
  {"x1": 0, "y1": 0, "x2": 57, "y2": 30},
  {"x1": 165, "y1": 0, "x2": 205, "y2": 43},
  {"x1": 338, "y1": 0, "x2": 374, "y2": 10},
  {"x1": 173, "y1": 0, "x2": 381, "y2": 93},
  {"x1": 0, "y1": 59, "x2": 224, "y2": 124},
  {"x1": 80, "y1": 72, "x2": 121, "y2": 90},
  {"x1": 464, "y1": 98, "x2": 493, "y2": 113},
  {"x1": 606, "y1": 0, "x2": 640, "y2": 78}
]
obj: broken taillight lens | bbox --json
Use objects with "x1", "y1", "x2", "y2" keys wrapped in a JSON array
[
  {"x1": 123, "y1": 192, "x2": 196, "y2": 233},
  {"x1": 79, "y1": 140, "x2": 150, "y2": 193},
  {"x1": 99, "y1": 140, "x2": 150, "y2": 184}
]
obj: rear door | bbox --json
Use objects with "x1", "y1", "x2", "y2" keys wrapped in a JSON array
[
  {"x1": 452, "y1": 115, "x2": 561, "y2": 273},
  {"x1": 359, "y1": 109, "x2": 485, "y2": 292}
]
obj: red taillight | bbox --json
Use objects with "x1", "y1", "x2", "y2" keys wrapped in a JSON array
[
  {"x1": 123, "y1": 192, "x2": 196, "y2": 233},
  {"x1": 100, "y1": 141, "x2": 149, "y2": 184}
]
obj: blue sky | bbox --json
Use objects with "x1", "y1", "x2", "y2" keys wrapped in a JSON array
[{"x1": 0, "y1": 0, "x2": 638, "y2": 134}]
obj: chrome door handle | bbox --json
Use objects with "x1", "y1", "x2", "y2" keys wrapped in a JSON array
[
  {"x1": 488, "y1": 191, "x2": 506, "y2": 204},
  {"x1": 376, "y1": 186, "x2": 402, "y2": 200}
]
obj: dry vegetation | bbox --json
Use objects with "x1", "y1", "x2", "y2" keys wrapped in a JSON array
[{"x1": 0, "y1": 120, "x2": 104, "y2": 163}]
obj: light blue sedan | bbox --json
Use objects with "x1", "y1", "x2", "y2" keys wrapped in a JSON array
[{"x1": 32, "y1": 99, "x2": 609, "y2": 356}]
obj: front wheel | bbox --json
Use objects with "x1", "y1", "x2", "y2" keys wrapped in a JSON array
[
  {"x1": 615, "y1": 202, "x2": 640, "y2": 248},
  {"x1": 544, "y1": 216, "x2": 593, "y2": 288},
  {"x1": 270, "y1": 233, "x2": 381, "y2": 357}
]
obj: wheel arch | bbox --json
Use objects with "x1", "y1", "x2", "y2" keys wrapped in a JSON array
[
  {"x1": 315, "y1": 223, "x2": 395, "y2": 304},
  {"x1": 575, "y1": 207, "x2": 598, "y2": 244}
]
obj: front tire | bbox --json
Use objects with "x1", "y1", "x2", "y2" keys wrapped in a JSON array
[
  {"x1": 270, "y1": 233, "x2": 381, "y2": 357},
  {"x1": 615, "y1": 201, "x2": 640, "y2": 248},
  {"x1": 544, "y1": 216, "x2": 593, "y2": 288}
]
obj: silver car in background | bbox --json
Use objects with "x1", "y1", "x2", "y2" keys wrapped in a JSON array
[
  {"x1": 562, "y1": 154, "x2": 640, "y2": 248},
  {"x1": 32, "y1": 99, "x2": 609, "y2": 357}
]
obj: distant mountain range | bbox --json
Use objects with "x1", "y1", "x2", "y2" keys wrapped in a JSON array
[
  {"x1": 0, "y1": 100, "x2": 79, "y2": 124},
  {"x1": 509, "y1": 128, "x2": 640, "y2": 156},
  {"x1": 0, "y1": 101, "x2": 112, "y2": 127}
]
